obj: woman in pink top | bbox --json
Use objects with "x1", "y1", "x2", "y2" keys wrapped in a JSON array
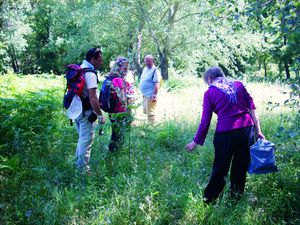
[
  {"x1": 186, "y1": 66, "x2": 265, "y2": 203},
  {"x1": 107, "y1": 57, "x2": 133, "y2": 152}
]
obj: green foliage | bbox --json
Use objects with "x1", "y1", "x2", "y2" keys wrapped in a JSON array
[
  {"x1": 0, "y1": 74, "x2": 299, "y2": 224},
  {"x1": 0, "y1": 0, "x2": 32, "y2": 73},
  {"x1": 162, "y1": 71, "x2": 193, "y2": 92},
  {"x1": 244, "y1": 0, "x2": 300, "y2": 79},
  {"x1": 0, "y1": 0, "x2": 299, "y2": 81}
]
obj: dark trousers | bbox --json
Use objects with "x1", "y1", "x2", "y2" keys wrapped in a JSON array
[
  {"x1": 204, "y1": 126, "x2": 255, "y2": 202},
  {"x1": 109, "y1": 113, "x2": 131, "y2": 152}
]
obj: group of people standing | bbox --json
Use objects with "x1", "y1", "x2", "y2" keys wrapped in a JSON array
[
  {"x1": 74, "y1": 48, "x2": 161, "y2": 175},
  {"x1": 73, "y1": 47, "x2": 265, "y2": 204}
]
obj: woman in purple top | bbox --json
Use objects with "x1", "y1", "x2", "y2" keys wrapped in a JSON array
[{"x1": 186, "y1": 66, "x2": 265, "y2": 203}]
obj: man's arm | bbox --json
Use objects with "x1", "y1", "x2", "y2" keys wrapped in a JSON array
[
  {"x1": 151, "y1": 69, "x2": 160, "y2": 100},
  {"x1": 153, "y1": 82, "x2": 159, "y2": 95},
  {"x1": 88, "y1": 88, "x2": 102, "y2": 115},
  {"x1": 151, "y1": 83, "x2": 160, "y2": 101},
  {"x1": 88, "y1": 88, "x2": 105, "y2": 123}
]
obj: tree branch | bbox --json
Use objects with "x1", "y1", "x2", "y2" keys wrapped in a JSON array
[
  {"x1": 159, "y1": 7, "x2": 169, "y2": 24},
  {"x1": 261, "y1": 0, "x2": 273, "y2": 8},
  {"x1": 173, "y1": 12, "x2": 202, "y2": 23},
  {"x1": 137, "y1": 0, "x2": 162, "y2": 54}
]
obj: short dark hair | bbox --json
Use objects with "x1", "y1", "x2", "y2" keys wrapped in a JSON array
[
  {"x1": 85, "y1": 48, "x2": 102, "y2": 62},
  {"x1": 203, "y1": 66, "x2": 225, "y2": 84}
]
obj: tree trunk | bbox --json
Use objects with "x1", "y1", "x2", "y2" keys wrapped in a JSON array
[
  {"x1": 278, "y1": 60, "x2": 283, "y2": 78},
  {"x1": 159, "y1": 49, "x2": 168, "y2": 80},
  {"x1": 134, "y1": 29, "x2": 143, "y2": 77},
  {"x1": 284, "y1": 60, "x2": 290, "y2": 79},
  {"x1": 263, "y1": 57, "x2": 267, "y2": 78},
  {"x1": 159, "y1": 3, "x2": 178, "y2": 80},
  {"x1": 8, "y1": 45, "x2": 19, "y2": 73},
  {"x1": 283, "y1": 36, "x2": 290, "y2": 79}
]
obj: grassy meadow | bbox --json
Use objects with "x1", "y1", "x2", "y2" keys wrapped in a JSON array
[{"x1": 0, "y1": 73, "x2": 299, "y2": 225}]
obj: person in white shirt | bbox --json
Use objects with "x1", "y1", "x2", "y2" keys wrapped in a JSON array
[
  {"x1": 139, "y1": 55, "x2": 161, "y2": 124},
  {"x1": 75, "y1": 47, "x2": 105, "y2": 175}
]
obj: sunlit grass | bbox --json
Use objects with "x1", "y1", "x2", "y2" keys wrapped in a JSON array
[{"x1": 136, "y1": 75, "x2": 295, "y2": 135}]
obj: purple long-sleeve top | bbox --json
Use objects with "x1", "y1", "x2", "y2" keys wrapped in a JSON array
[{"x1": 194, "y1": 81, "x2": 256, "y2": 145}]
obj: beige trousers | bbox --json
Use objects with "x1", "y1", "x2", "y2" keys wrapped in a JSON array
[{"x1": 143, "y1": 96, "x2": 157, "y2": 124}]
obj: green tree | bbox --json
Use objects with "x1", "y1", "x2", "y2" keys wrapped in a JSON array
[
  {"x1": 134, "y1": 0, "x2": 203, "y2": 80},
  {"x1": 0, "y1": 0, "x2": 32, "y2": 73},
  {"x1": 245, "y1": 0, "x2": 300, "y2": 79}
]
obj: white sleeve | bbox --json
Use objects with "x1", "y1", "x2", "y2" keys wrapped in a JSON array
[
  {"x1": 153, "y1": 69, "x2": 160, "y2": 83},
  {"x1": 84, "y1": 72, "x2": 98, "y2": 89}
]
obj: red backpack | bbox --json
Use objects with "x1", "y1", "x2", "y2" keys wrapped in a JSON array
[
  {"x1": 63, "y1": 64, "x2": 85, "y2": 109},
  {"x1": 63, "y1": 64, "x2": 97, "y2": 109}
]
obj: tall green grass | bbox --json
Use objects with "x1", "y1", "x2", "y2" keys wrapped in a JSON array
[{"x1": 0, "y1": 73, "x2": 299, "y2": 224}]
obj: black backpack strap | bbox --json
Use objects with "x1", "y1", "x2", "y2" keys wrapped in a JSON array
[
  {"x1": 81, "y1": 67, "x2": 98, "y2": 112},
  {"x1": 83, "y1": 67, "x2": 97, "y2": 74},
  {"x1": 152, "y1": 68, "x2": 157, "y2": 82}
]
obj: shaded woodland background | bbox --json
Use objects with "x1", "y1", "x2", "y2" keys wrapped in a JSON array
[{"x1": 0, "y1": 0, "x2": 299, "y2": 80}]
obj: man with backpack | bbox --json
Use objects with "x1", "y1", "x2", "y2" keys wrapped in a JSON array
[
  {"x1": 75, "y1": 47, "x2": 105, "y2": 175},
  {"x1": 139, "y1": 55, "x2": 161, "y2": 124}
]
